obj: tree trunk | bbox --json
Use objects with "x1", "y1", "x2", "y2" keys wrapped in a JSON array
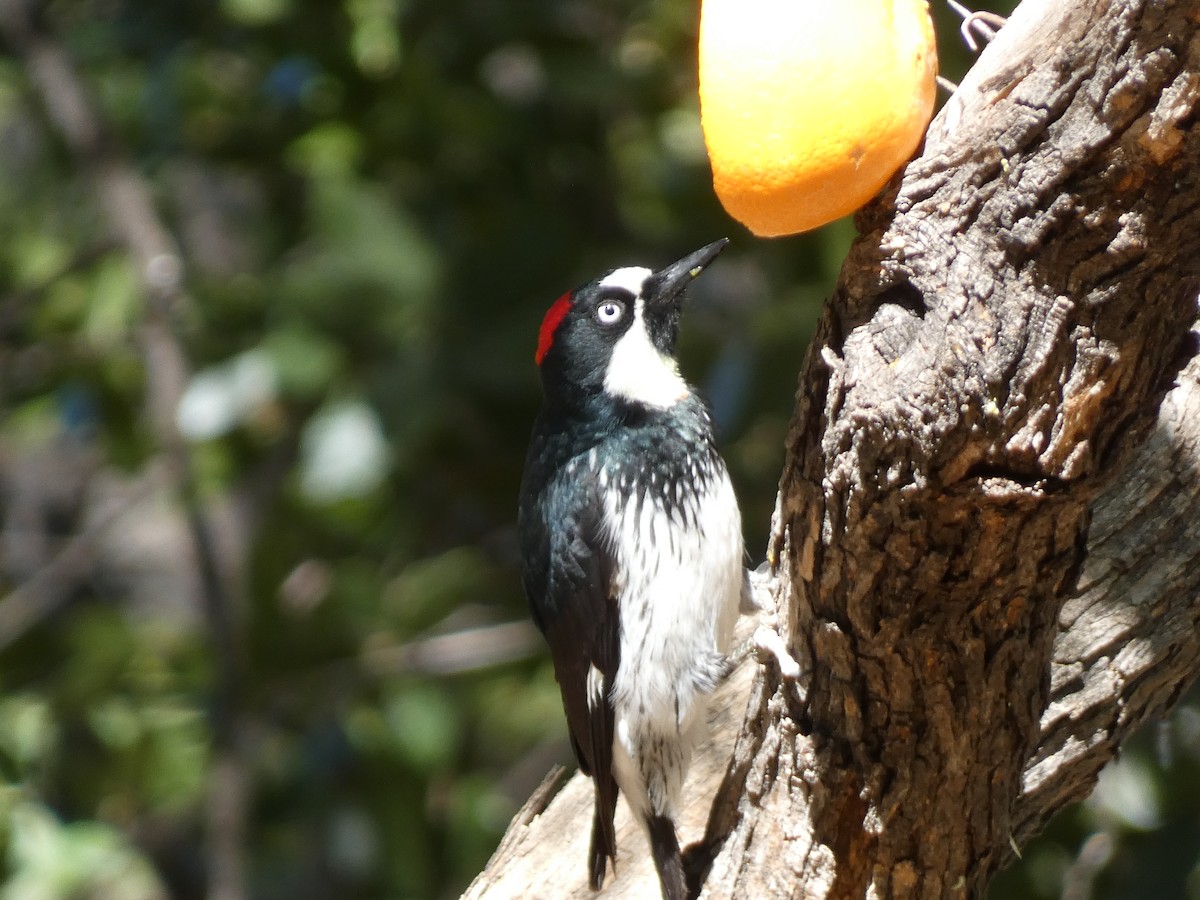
[{"x1": 466, "y1": 0, "x2": 1200, "y2": 897}]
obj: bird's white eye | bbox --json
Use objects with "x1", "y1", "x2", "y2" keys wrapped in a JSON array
[{"x1": 595, "y1": 299, "x2": 626, "y2": 326}]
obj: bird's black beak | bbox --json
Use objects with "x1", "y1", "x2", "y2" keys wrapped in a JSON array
[{"x1": 643, "y1": 238, "x2": 728, "y2": 307}]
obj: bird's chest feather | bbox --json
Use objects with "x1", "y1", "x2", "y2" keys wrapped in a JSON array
[{"x1": 596, "y1": 438, "x2": 743, "y2": 728}]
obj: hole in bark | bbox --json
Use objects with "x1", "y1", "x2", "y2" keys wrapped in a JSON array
[
  {"x1": 963, "y1": 461, "x2": 1067, "y2": 493},
  {"x1": 876, "y1": 280, "x2": 927, "y2": 319}
]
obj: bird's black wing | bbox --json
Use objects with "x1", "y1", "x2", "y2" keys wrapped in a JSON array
[{"x1": 519, "y1": 459, "x2": 620, "y2": 888}]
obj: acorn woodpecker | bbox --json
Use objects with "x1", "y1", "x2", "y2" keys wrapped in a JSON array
[{"x1": 518, "y1": 238, "x2": 743, "y2": 900}]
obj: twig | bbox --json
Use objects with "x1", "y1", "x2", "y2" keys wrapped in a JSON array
[{"x1": 360, "y1": 620, "x2": 543, "y2": 677}]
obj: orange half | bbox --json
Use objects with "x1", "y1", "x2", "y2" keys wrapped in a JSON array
[{"x1": 700, "y1": 0, "x2": 938, "y2": 237}]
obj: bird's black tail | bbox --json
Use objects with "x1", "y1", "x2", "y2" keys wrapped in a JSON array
[
  {"x1": 646, "y1": 814, "x2": 686, "y2": 900},
  {"x1": 588, "y1": 774, "x2": 618, "y2": 890}
]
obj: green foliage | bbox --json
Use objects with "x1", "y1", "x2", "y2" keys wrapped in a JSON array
[
  {"x1": 3, "y1": 796, "x2": 166, "y2": 900},
  {"x1": 10, "y1": 2, "x2": 1189, "y2": 899}
]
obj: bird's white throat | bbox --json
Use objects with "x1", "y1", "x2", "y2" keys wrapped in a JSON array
[{"x1": 603, "y1": 298, "x2": 689, "y2": 409}]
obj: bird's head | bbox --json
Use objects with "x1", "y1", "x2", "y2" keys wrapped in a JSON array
[{"x1": 534, "y1": 238, "x2": 727, "y2": 412}]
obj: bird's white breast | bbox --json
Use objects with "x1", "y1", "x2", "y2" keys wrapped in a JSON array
[{"x1": 600, "y1": 460, "x2": 743, "y2": 818}]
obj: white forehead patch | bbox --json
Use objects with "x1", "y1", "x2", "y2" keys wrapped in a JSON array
[
  {"x1": 600, "y1": 266, "x2": 652, "y2": 296},
  {"x1": 603, "y1": 299, "x2": 689, "y2": 409}
]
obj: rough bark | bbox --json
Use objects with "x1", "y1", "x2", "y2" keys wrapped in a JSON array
[{"x1": 466, "y1": 0, "x2": 1200, "y2": 897}]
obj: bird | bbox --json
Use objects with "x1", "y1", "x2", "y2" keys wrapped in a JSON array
[{"x1": 518, "y1": 238, "x2": 744, "y2": 900}]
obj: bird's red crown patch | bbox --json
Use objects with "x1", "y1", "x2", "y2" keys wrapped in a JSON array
[{"x1": 535, "y1": 293, "x2": 572, "y2": 365}]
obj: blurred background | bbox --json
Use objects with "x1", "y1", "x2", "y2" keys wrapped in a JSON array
[{"x1": 5, "y1": 1, "x2": 1199, "y2": 899}]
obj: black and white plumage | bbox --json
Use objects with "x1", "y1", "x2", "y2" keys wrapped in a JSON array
[{"x1": 518, "y1": 239, "x2": 743, "y2": 900}]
